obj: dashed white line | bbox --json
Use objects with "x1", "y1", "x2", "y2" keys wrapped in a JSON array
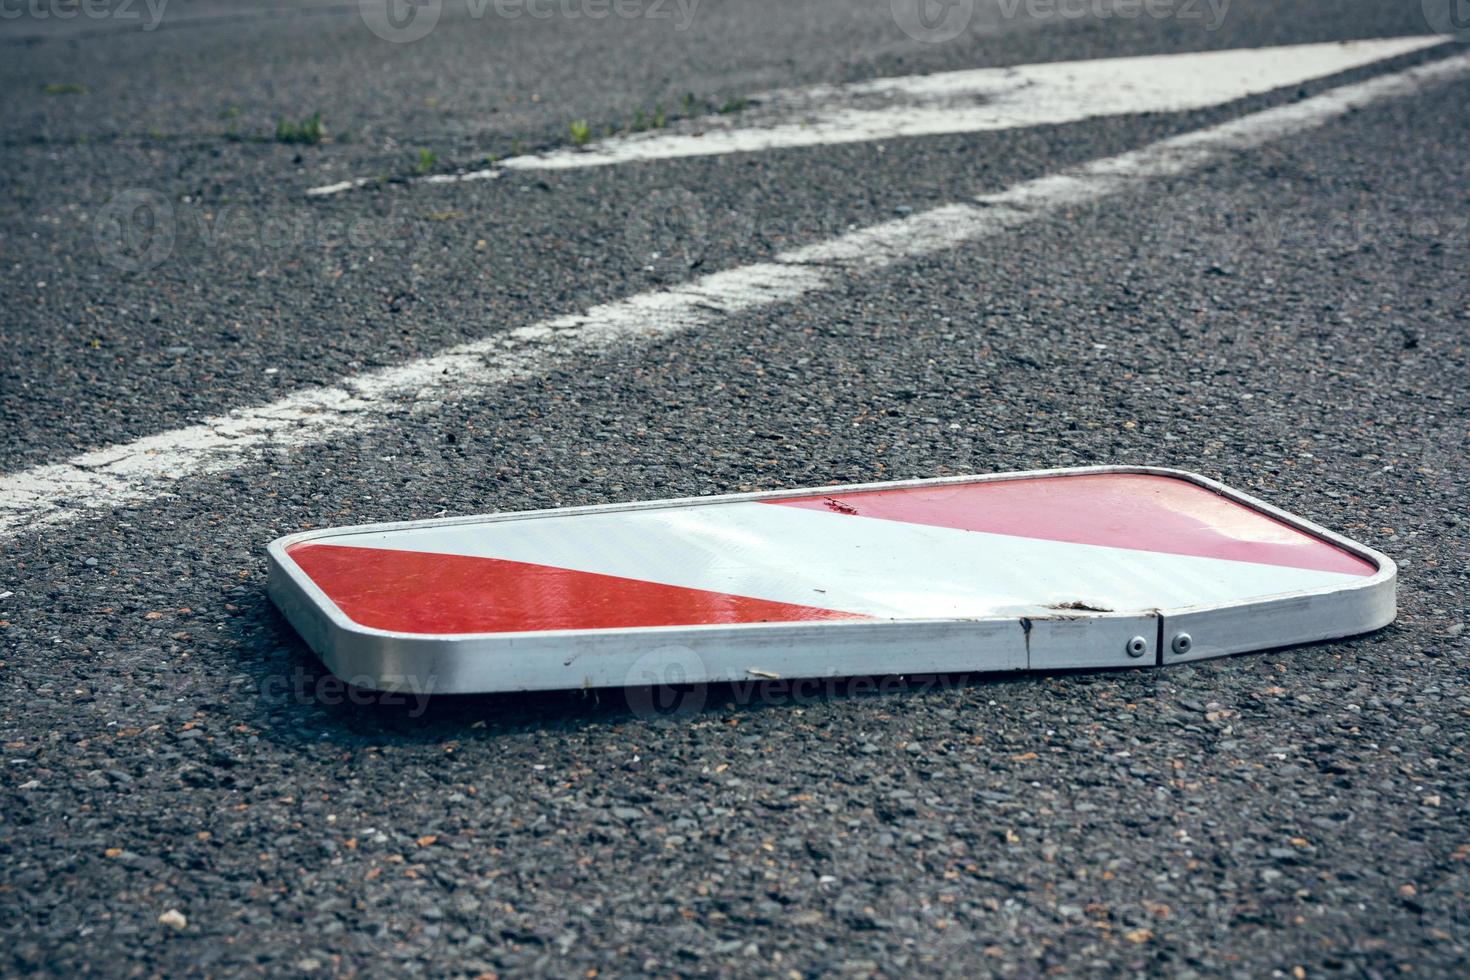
[
  {"x1": 306, "y1": 36, "x2": 1446, "y2": 196},
  {"x1": 6, "y1": 49, "x2": 1470, "y2": 540}
]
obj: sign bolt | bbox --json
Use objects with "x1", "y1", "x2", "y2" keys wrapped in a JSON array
[
  {"x1": 1171, "y1": 632, "x2": 1194, "y2": 656},
  {"x1": 1125, "y1": 636, "x2": 1148, "y2": 658}
]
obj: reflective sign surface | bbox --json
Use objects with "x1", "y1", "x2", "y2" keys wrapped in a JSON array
[{"x1": 267, "y1": 467, "x2": 1395, "y2": 693}]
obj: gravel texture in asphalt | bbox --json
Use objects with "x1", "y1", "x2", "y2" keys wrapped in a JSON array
[{"x1": 2, "y1": 1, "x2": 1468, "y2": 976}]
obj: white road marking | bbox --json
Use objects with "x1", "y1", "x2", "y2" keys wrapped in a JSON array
[
  {"x1": 312, "y1": 501, "x2": 1360, "y2": 619},
  {"x1": 6, "y1": 50, "x2": 1469, "y2": 540},
  {"x1": 306, "y1": 169, "x2": 503, "y2": 198},
  {"x1": 306, "y1": 36, "x2": 1445, "y2": 196}
]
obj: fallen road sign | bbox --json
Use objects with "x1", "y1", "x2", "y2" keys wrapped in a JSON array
[{"x1": 266, "y1": 466, "x2": 1396, "y2": 695}]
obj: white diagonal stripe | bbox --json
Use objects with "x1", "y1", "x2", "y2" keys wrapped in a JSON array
[
  {"x1": 5, "y1": 48, "x2": 1470, "y2": 540},
  {"x1": 306, "y1": 501, "x2": 1361, "y2": 620}
]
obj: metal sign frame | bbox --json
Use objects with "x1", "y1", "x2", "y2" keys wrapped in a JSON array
[{"x1": 266, "y1": 466, "x2": 1396, "y2": 694}]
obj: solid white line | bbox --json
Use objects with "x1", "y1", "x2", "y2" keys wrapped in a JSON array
[
  {"x1": 310, "y1": 501, "x2": 1360, "y2": 620},
  {"x1": 6, "y1": 50, "x2": 1470, "y2": 540},
  {"x1": 306, "y1": 36, "x2": 1445, "y2": 196}
]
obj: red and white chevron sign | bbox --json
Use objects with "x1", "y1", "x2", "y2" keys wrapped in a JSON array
[{"x1": 267, "y1": 467, "x2": 1395, "y2": 694}]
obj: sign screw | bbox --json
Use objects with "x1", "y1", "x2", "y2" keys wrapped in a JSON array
[
  {"x1": 1171, "y1": 632, "x2": 1194, "y2": 656},
  {"x1": 1125, "y1": 636, "x2": 1148, "y2": 658}
]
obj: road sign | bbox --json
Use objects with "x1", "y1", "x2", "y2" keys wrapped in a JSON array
[{"x1": 266, "y1": 467, "x2": 1395, "y2": 695}]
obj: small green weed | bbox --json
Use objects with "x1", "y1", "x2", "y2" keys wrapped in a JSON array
[{"x1": 275, "y1": 112, "x2": 325, "y2": 145}]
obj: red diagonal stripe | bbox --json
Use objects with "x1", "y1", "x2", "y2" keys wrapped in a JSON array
[
  {"x1": 769, "y1": 473, "x2": 1375, "y2": 576},
  {"x1": 286, "y1": 543, "x2": 869, "y2": 635}
]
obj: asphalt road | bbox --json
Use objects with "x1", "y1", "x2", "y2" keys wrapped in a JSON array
[{"x1": 3, "y1": 1, "x2": 1469, "y2": 976}]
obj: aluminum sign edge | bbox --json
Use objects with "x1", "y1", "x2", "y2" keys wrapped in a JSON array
[{"x1": 263, "y1": 465, "x2": 1396, "y2": 694}]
